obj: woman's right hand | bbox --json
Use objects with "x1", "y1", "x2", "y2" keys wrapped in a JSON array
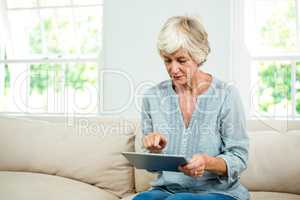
[{"x1": 142, "y1": 132, "x2": 167, "y2": 153}]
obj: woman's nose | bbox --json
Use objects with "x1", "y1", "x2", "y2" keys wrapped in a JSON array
[{"x1": 170, "y1": 61, "x2": 180, "y2": 74}]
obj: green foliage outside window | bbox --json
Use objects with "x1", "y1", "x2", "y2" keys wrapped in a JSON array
[
  {"x1": 29, "y1": 63, "x2": 97, "y2": 95},
  {"x1": 4, "y1": 63, "x2": 10, "y2": 96},
  {"x1": 2, "y1": 12, "x2": 99, "y2": 96},
  {"x1": 257, "y1": 62, "x2": 290, "y2": 112},
  {"x1": 260, "y1": 0, "x2": 296, "y2": 51},
  {"x1": 257, "y1": 0, "x2": 300, "y2": 115}
]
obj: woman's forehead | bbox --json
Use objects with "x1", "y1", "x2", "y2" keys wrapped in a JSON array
[{"x1": 162, "y1": 49, "x2": 190, "y2": 59}]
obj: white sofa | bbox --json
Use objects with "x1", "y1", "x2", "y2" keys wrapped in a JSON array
[{"x1": 0, "y1": 116, "x2": 300, "y2": 200}]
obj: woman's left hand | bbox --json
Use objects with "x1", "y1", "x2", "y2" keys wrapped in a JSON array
[{"x1": 178, "y1": 154, "x2": 209, "y2": 177}]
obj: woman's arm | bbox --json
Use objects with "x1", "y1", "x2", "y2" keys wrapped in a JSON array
[
  {"x1": 180, "y1": 85, "x2": 249, "y2": 180},
  {"x1": 215, "y1": 84, "x2": 249, "y2": 184},
  {"x1": 205, "y1": 155, "x2": 227, "y2": 176}
]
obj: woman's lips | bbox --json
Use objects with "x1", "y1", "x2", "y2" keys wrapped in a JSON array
[
  {"x1": 174, "y1": 75, "x2": 183, "y2": 80},
  {"x1": 174, "y1": 76, "x2": 183, "y2": 80}
]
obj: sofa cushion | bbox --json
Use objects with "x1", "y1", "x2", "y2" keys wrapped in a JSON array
[
  {"x1": 0, "y1": 117, "x2": 136, "y2": 198},
  {"x1": 134, "y1": 169, "x2": 158, "y2": 193},
  {"x1": 241, "y1": 131, "x2": 300, "y2": 195},
  {"x1": 250, "y1": 191, "x2": 300, "y2": 200},
  {"x1": 120, "y1": 193, "x2": 138, "y2": 200},
  {"x1": 120, "y1": 192, "x2": 300, "y2": 200},
  {"x1": 0, "y1": 171, "x2": 119, "y2": 200}
]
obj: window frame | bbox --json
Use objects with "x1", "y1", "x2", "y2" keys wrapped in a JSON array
[
  {"x1": 0, "y1": 0, "x2": 103, "y2": 116},
  {"x1": 230, "y1": 0, "x2": 300, "y2": 120}
]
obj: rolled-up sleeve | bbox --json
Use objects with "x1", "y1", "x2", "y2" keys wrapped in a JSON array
[{"x1": 216, "y1": 85, "x2": 249, "y2": 185}]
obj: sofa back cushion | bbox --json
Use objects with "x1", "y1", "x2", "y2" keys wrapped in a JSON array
[
  {"x1": 240, "y1": 131, "x2": 300, "y2": 194},
  {"x1": 0, "y1": 117, "x2": 136, "y2": 198}
]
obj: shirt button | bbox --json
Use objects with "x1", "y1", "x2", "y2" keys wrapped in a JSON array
[{"x1": 233, "y1": 171, "x2": 238, "y2": 179}]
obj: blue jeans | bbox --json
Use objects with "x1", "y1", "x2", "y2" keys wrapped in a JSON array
[{"x1": 133, "y1": 188, "x2": 236, "y2": 200}]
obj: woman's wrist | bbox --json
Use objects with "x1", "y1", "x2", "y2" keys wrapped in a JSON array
[{"x1": 203, "y1": 154, "x2": 227, "y2": 176}]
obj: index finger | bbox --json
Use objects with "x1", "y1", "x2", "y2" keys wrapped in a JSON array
[
  {"x1": 154, "y1": 135, "x2": 160, "y2": 147},
  {"x1": 160, "y1": 134, "x2": 167, "y2": 144}
]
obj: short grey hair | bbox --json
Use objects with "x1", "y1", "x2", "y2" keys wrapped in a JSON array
[{"x1": 157, "y1": 16, "x2": 211, "y2": 66}]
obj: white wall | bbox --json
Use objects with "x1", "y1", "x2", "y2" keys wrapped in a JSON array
[{"x1": 102, "y1": 0, "x2": 231, "y2": 117}]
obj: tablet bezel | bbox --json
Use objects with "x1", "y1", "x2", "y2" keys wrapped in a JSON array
[{"x1": 122, "y1": 151, "x2": 188, "y2": 172}]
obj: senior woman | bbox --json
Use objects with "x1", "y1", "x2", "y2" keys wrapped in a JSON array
[{"x1": 134, "y1": 16, "x2": 249, "y2": 200}]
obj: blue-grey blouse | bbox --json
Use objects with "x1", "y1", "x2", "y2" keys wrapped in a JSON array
[{"x1": 140, "y1": 76, "x2": 250, "y2": 200}]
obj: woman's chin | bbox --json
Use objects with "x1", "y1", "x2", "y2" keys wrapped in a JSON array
[{"x1": 172, "y1": 79, "x2": 187, "y2": 87}]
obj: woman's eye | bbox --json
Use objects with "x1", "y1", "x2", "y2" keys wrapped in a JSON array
[
  {"x1": 178, "y1": 60, "x2": 186, "y2": 64},
  {"x1": 164, "y1": 60, "x2": 171, "y2": 63}
]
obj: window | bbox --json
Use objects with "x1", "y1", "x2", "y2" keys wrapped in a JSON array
[
  {"x1": 0, "y1": 0, "x2": 103, "y2": 114},
  {"x1": 232, "y1": 0, "x2": 300, "y2": 119}
]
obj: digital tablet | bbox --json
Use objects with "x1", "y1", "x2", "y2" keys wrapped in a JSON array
[{"x1": 122, "y1": 152, "x2": 188, "y2": 172}]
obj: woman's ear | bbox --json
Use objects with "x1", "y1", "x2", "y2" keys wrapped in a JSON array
[{"x1": 197, "y1": 59, "x2": 206, "y2": 67}]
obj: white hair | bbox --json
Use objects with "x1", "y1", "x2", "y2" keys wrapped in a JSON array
[{"x1": 157, "y1": 16, "x2": 210, "y2": 66}]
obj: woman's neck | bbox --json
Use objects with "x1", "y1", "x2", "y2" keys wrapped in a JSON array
[
  {"x1": 173, "y1": 71, "x2": 212, "y2": 96},
  {"x1": 174, "y1": 84, "x2": 191, "y2": 95}
]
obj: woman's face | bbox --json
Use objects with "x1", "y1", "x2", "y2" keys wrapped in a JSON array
[{"x1": 162, "y1": 49, "x2": 198, "y2": 87}]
